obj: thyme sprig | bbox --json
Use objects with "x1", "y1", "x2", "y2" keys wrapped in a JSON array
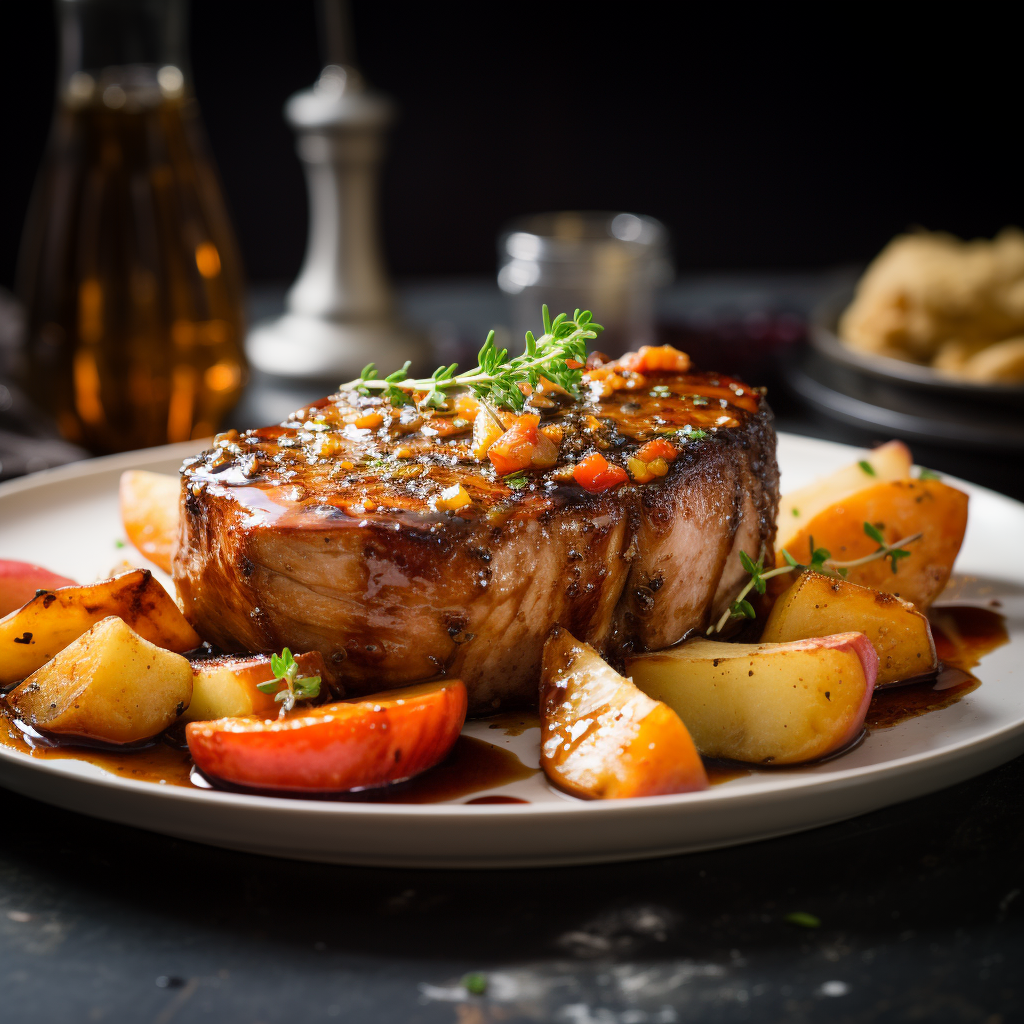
[
  {"x1": 342, "y1": 306, "x2": 603, "y2": 414},
  {"x1": 256, "y1": 648, "x2": 322, "y2": 715},
  {"x1": 706, "y1": 522, "x2": 923, "y2": 636}
]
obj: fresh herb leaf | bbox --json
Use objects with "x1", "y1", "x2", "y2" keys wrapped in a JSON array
[
  {"x1": 462, "y1": 972, "x2": 488, "y2": 996},
  {"x1": 785, "y1": 911, "x2": 821, "y2": 929},
  {"x1": 919, "y1": 467, "x2": 941, "y2": 481},
  {"x1": 858, "y1": 460, "x2": 876, "y2": 476},
  {"x1": 863, "y1": 522, "x2": 885, "y2": 546},
  {"x1": 344, "y1": 306, "x2": 602, "y2": 414},
  {"x1": 114, "y1": 538, "x2": 126, "y2": 549},
  {"x1": 708, "y1": 523, "x2": 923, "y2": 636},
  {"x1": 791, "y1": 507, "x2": 800, "y2": 517},
  {"x1": 504, "y1": 471, "x2": 528, "y2": 489},
  {"x1": 257, "y1": 648, "x2": 321, "y2": 714}
]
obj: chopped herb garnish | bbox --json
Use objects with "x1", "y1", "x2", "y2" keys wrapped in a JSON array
[
  {"x1": 256, "y1": 648, "x2": 321, "y2": 714},
  {"x1": 791, "y1": 508, "x2": 800, "y2": 517},
  {"x1": 504, "y1": 471, "x2": 528, "y2": 490},
  {"x1": 919, "y1": 467, "x2": 941, "y2": 481},
  {"x1": 462, "y1": 972, "x2": 488, "y2": 996},
  {"x1": 344, "y1": 306, "x2": 602, "y2": 415},
  {"x1": 858, "y1": 460, "x2": 876, "y2": 476},
  {"x1": 691, "y1": 395, "x2": 709, "y2": 407},
  {"x1": 114, "y1": 538, "x2": 126, "y2": 549},
  {"x1": 706, "y1": 522, "x2": 922, "y2": 635},
  {"x1": 785, "y1": 911, "x2": 821, "y2": 929}
]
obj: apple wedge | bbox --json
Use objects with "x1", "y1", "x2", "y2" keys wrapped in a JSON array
[
  {"x1": 0, "y1": 559, "x2": 77, "y2": 617},
  {"x1": 119, "y1": 470, "x2": 180, "y2": 573},
  {"x1": 775, "y1": 478, "x2": 968, "y2": 610},
  {"x1": 760, "y1": 571, "x2": 937, "y2": 686},
  {"x1": 186, "y1": 678, "x2": 467, "y2": 792},
  {"x1": 777, "y1": 441, "x2": 912, "y2": 551},
  {"x1": 626, "y1": 633, "x2": 878, "y2": 765},
  {"x1": 7, "y1": 616, "x2": 192, "y2": 744},
  {"x1": 540, "y1": 626, "x2": 707, "y2": 799},
  {"x1": 0, "y1": 568, "x2": 201, "y2": 687},
  {"x1": 184, "y1": 651, "x2": 332, "y2": 722}
]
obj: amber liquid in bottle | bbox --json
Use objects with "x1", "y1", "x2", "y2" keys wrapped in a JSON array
[{"x1": 18, "y1": 73, "x2": 246, "y2": 453}]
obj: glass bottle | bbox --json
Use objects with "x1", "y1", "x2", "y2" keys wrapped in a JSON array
[{"x1": 16, "y1": 0, "x2": 246, "y2": 454}]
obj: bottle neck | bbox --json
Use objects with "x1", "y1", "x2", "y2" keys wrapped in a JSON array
[{"x1": 57, "y1": 0, "x2": 190, "y2": 108}]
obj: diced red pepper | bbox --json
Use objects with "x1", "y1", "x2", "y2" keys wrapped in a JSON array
[
  {"x1": 573, "y1": 453, "x2": 629, "y2": 493},
  {"x1": 636, "y1": 438, "x2": 677, "y2": 464},
  {"x1": 488, "y1": 414, "x2": 540, "y2": 475},
  {"x1": 618, "y1": 345, "x2": 691, "y2": 374}
]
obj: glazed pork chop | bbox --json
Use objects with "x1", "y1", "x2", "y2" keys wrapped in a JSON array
[{"x1": 174, "y1": 347, "x2": 778, "y2": 713}]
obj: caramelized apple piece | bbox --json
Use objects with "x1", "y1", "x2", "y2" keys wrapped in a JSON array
[
  {"x1": 119, "y1": 470, "x2": 180, "y2": 573},
  {"x1": 760, "y1": 571, "x2": 937, "y2": 686},
  {"x1": 776, "y1": 479, "x2": 968, "y2": 610},
  {"x1": 777, "y1": 441, "x2": 912, "y2": 550},
  {"x1": 0, "y1": 569, "x2": 201, "y2": 687},
  {"x1": 627, "y1": 633, "x2": 878, "y2": 765},
  {"x1": 7, "y1": 616, "x2": 192, "y2": 744},
  {"x1": 186, "y1": 679, "x2": 467, "y2": 792},
  {"x1": 540, "y1": 626, "x2": 707, "y2": 799},
  {"x1": 184, "y1": 651, "x2": 332, "y2": 722}
]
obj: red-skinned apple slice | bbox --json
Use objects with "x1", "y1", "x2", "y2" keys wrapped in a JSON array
[
  {"x1": 186, "y1": 679, "x2": 467, "y2": 792},
  {"x1": 627, "y1": 633, "x2": 878, "y2": 765},
  {"x1": 0, "y1": 559, "x2": 77, "y2": 617}
]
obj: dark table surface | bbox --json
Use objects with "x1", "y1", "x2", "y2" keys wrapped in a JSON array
[{"x1": 2, "y1": 276, "x2": 1022, "y2": 1023}]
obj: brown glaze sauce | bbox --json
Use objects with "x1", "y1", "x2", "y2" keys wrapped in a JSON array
[
  {"x1": 867, "y1": 605, "x2": 1007, "y2": 730},
  {"x1": 0, "y1": 713, "x2": 536, "y2": 805}
]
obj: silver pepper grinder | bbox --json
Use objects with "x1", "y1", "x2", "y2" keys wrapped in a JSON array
[{"x1": 247, "y1": 1, "x2": 421, "y2": 382}]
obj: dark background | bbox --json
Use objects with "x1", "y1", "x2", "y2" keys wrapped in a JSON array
[{"x1": 1, "y1": 4, "x2": 1021, "y2": 290}]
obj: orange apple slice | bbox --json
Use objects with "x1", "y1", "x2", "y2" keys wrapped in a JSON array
[
  {"x1": 540, "y1": 626, "x2": 708, "y2": 799},
  {"x1": 119, "y1": 470, "x2": 180, "y2": 573}
]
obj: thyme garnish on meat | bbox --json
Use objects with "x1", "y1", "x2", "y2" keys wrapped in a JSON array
[
  {"x1": 256, "y1": 648, "x2": 322, "y2": 714},
  {"x1": 343, "y1": 306, "x2": 603, "y2": 414},
  {"x1": 706, "y1": 522, "x2": 923, "y2": 635}
]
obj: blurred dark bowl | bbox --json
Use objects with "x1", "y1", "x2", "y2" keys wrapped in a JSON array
[{"x1": 810, "y1": 289, "x2": 1024, "y2": 409}]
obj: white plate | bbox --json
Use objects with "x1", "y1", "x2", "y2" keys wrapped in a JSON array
[{"x1": 1, "y1": 434, "x2": 1022, "y2": 868}]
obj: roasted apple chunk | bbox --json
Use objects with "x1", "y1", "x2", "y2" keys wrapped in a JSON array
[
  {"x1": 7, "y1": 616, "x2": 192, "y2": 744},
  {"x1": 626, "y1": 633, "x2": 878, "y2": 765},
  {"x1": 776, "y1": 479, "x2": 968, "y2": 610},
  {"x1": 119, "y1": 470, "x2": 180, "y2": 574},
  {"x1": 0, "y1": 568, "x2": 201, "y2": 687},
  {"x1": 540, "y1": 626, "x2": 707, "y2": 799},
  {"x1": 184, "y1": 651, "x2": 332, "y2": 722},
  {"x1": 777, "y1": 441, "x2": 912, "y2": 550},
  {"x1": 760, "y1": 571, "x2": 937, "y2": 686},
  {"x1": 186, "y1": 679, "x2": 467, "y2": 792}
]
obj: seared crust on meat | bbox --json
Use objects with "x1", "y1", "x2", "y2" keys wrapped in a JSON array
[{"x1": 174, "y1": 360, "x2": 778, "y2": 713}]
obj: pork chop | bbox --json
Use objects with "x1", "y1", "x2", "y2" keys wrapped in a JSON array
[{"x1": 173, "y1": 349, "x2": 779, "y2": 713}]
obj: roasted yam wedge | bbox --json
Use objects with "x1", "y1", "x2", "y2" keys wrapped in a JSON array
[
  {"x1": 119, "y1": 470, "x2": 180, "y2": 573},
  {"x1": 760, "y1": 571, "x2": 937, "y2": 686},
  {"x1": 776, "y1": 479, "x2": 968, "y2": 610},
  {"x1": 0, "y1": 569, "x2": 201, "y2": 687},
  {"x1": 540, "y1": 626, "x2": 707, "y2": 799},
  {"x1": 7, "y1": 616, "x2": 192, "y2": 744},
  {"x1": 0, "y1": 559, "x2": 77, "y2": 617},
  {"x1": 627, "y1": 633, "x2": 878, "y2": 765},
  {"x1": 186, "y1": 678, "x2": 467, "y2": 792},
  {"x1": 184, "y1": 651, "x2": 332, "y2": 722},
  {"x1": 777, "y1": 441, "x2": 912, "y2": 551}
]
